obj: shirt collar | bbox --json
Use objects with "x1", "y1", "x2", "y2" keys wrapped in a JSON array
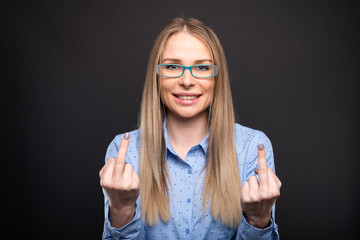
[
  {"x1": 163, "y1": 119, "x2": 177, "y2": 156},
  {"x1": 199, "y1": 132, "x2": 209, "y2": 154}
]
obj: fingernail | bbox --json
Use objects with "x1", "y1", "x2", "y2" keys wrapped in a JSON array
[
  {"x1": 124, "y1": 132, "x2": 130, "y2": 140},
  {"x1": 258, "y1": 143, "x2": 264, "y2": 151}
]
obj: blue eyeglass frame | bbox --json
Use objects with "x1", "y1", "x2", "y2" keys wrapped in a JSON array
[{"x1": 157, "y1": 64, "x2": 217, "y2": 78}]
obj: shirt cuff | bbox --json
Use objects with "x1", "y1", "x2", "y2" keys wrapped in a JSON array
[
  {"x1": 104, "y1": 203, "x2": 144, "y2": 239},
  {"x1": 238, "y1": 213, "x2": 279, "y2": 240}
]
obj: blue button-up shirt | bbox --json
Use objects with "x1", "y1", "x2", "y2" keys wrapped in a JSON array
[{"x1": 102, "y1": 122, "x2": 279, "y2": 239}]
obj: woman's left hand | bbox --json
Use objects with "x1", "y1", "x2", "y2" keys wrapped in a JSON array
[{"x1": 241, "y1": 144, "x2": 282, "y2": 228}]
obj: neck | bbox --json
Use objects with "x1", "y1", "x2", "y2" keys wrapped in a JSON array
[{"x1": 166, "y1": 112, "x2": 208, "y2": 159}]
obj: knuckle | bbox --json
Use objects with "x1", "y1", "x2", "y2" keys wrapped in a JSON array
[
  {"x1": 121, "y1": 181, "x2": 132, "y2": 191},
  {"x1": 242, "y1": 188, "x2": 258, "y2": 203},
  {"x1": 125, "y1": 163, "x2": 133, "y2": 170},
  {"x1": 249, "y1": 175, "x2": 258, "y2": 182},
  {"x1": 261, "y1": 188, "x2": 280, "y2": 199},
  {"x1": 133, "y1": 178, "x2": 141, "y2": 190},
  {"x1": 259, "y1": 167, "x2": 267, "y2": 174},
  {"x1": 249, "y1": 175, "x2": 256, "y2": 180},
  {"x1": 99, "y1": 179, "x2": 103, "y2": 187},
  {"x1": 276, "y1": 190, "x2": 281, "y2": 198},
  {"x1": 125, "y1": 185, "x2": 134, "y2": 191},
  {"x1": 249, "y1": 194, "x2": 260, "y2": 203},
  {"x1": 241, "y1": 196, "x2": 250, "y2": 204},
  {"x1": 100, "y1": 178, "x2": 109, "y2": 188},
  {"x1": 241, "y1": 193, "x2": 251, "y2": 203},
  {"x1": 99, "y1": 166, "x2": 107, "y2": 177},
  {"x1": 259, "y1": 189, "x2": 271, "y2": 200},
  {"x1": 112, "y1": 182, "x2": 123, "y2": 191},
  {"x1": 272, "y1": 188, "x2": 281, "y2": 198},
  {"x1": 130, "y1": 184, "x2": 140, "y2": 192},
  {"x1": 99, "y1": 179, "x2": 104, "y2": 187},
  {"x1": 114, "y1": 161, "x2": 124, "y2": 169}
]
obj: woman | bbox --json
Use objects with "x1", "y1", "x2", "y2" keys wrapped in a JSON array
[{"x1": 99, "y1": 18, "x2": 281, "y2": 240}]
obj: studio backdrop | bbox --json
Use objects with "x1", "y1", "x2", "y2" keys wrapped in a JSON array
[{"x1": 4, "y1": 0, "x2": 359, "y2": 239}]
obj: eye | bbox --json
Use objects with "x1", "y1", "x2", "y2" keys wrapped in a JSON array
[
  {"x1": 165, "y1": 65, "x2": 181, "y2": 70},
  {"x1": 194, "y1": 65, "x2": 210, "y2": 71}
]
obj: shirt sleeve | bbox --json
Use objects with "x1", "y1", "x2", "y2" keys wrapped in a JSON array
[
  {"x1": 236, "y1": 212, "x2": 279, "y2": 240},
  {"x1": 236, "y1": 130, "x2": 280, "y2": 240},
  {"x1": 102, "y1": 194, "x2": 145, "y2": 239},
  {"x1": 101, "y1": 134, "x2": 145, "y2": 240}
]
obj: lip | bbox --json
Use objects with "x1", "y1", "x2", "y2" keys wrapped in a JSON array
[{"x1": 172, "y1": 93, "x2": 202, "y2": 105}]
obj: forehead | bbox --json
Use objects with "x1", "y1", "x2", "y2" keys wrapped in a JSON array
[{"x1": 162, "y1": 32, "x2": 211, "y2": 60}]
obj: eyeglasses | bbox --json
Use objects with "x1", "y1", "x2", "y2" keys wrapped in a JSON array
[{"x1": 157, "y1": 64, "x2": 217, "y2": 78}]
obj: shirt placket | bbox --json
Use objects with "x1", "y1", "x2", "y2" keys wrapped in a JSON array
[{"x1": 182, "y1": 146, "x2": 198, "y2": 239}]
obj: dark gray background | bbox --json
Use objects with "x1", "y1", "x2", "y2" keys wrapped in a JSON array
[{"x1": 3, "y1": 0, "x2": 359, "y2": 239}]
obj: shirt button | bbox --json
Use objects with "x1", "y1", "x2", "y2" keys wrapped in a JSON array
[
  {"x1": 188, "y1": 169, "x2": 192, "y2": 174},
  {"x1": 185, "y1": 228, "x2": 190, "y2": 234},
  {"x1": 187, "y1": 198, "x2": 191, "y2": 203}
]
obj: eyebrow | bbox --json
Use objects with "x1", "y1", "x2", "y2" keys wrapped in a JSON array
[{"x1": 162, "y1": 58, "x2": 213, "y2": 64}]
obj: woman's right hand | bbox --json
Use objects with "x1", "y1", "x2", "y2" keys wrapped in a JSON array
[{"x1": 99, "y1": 133, "x2": 140, "y2": 228}]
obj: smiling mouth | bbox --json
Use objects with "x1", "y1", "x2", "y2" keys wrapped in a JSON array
[{"x1": 173, "y1": 94, "x2": 201, "y2": 100}]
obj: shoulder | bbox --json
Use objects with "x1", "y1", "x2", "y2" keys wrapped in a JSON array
[
  {"x1": 234, "y1": 123, "x2": 275, "y2": 182},
  {"x1": 234, "y1": 123, "x2": 272, "y2": 145}
]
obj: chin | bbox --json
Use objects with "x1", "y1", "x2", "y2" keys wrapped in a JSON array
[{"x1": 172, "y1": 109, "x2": 208, "y2": 120}]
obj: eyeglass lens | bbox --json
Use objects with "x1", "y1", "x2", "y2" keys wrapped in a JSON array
[{"x1": 159, "y1": 64, "x2": 215, "y2": 78}]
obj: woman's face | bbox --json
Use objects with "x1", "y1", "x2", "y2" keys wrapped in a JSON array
[{"x1": 159, "y1": 32, "x2": 215, "y2": 121}]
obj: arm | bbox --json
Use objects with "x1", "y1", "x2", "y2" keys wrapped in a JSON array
[
  {"x1": 236, "y1": 131, "x2": 281, "y2": 240},
  {"x1": 241, "y1": 144, "x2": 281, "y2": 228},
  {"x1": 100, "y1": 133, "x2": 145, "y2": 239}
]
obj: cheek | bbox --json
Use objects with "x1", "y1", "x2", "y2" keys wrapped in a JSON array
[
  {"x1": 159, "y1": 81, "x2": 173, "y2": 105},
  {"x1": 203, "y1": 82, "x2": 215, "y2": 101}
]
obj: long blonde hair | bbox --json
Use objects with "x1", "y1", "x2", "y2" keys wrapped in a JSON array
[{"x1": 139, "y1": 18, "x2": 242, "y2": 227}]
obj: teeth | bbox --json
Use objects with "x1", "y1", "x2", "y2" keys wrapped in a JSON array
[{"x1": 178, "y1": 96, "x2": 197, "y2": 100}]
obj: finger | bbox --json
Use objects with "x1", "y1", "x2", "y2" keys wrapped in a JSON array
[
  {"x1": 100, "y1": 158, "x2": 116, "y2": 187},
  {"x1": 242, "y1": 181, "x2": 250, "y2": 194},
  {"x1": 267, "y1": 168, "x2": 282, "y2": 189},
  {"x1": 257, "y1": 144, "x2": 269, "y2": 186},
  {"x1": 100, "y1": 157, "x2": 114, "y2": 178},
  {"x1": 131, "y1": 170, "x2": 140, "y2": 189},
  {"x1": 122, "y1": 163, "x2": 134, "y2": 189},
  {"x1": 248, "y1": 175, "x2": 259, "y2": 195},
  {"x1": 241, "y1": 182, "x2": 250, "y2": 203},
  {"x1": 122, "y1": 163, "x2": 133, "y2": 178},
  {"x1": 114, "y1": 133, "x2": 130, "y2": 173}
]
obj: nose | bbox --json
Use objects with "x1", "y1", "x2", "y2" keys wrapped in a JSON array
[{"x1": 179, "y1": 68, "x2": 195, "y2": 87}]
